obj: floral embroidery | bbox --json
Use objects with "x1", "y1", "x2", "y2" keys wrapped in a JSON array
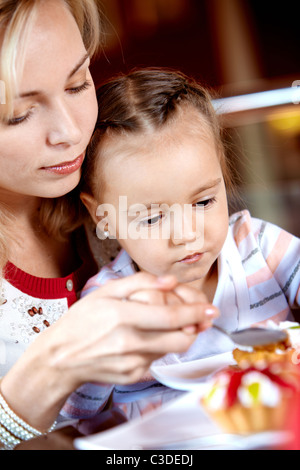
[{"x1": 0, "y1": 282, "x2": 68, "y2": 346}]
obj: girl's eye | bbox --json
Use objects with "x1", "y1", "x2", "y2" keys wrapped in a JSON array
[
  {"x1": 67, "y1": 80, "x2": 92, "y2": 95},
  {"x1": 195, "y1": 197, "x2": 216, "y2": 208},
  {"x1": 140, "y1": 213, "x2": 164, "y2": 227}
]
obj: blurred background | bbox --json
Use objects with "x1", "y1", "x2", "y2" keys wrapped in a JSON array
[{"x1": 91, "y1": 0, "x2": 300, "y2": 236}]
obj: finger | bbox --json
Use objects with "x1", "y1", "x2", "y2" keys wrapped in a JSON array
[
  {"x1": 128, "y1": 290, "x2": 183, "y2": 306},
  {"x1": 164, "y1": 291, "x2": 183, "y2": 305},
  {"x1": 93, "y1": 272, "x2": 179, "y2": 300},
  {"x1": 66, "y1": 296, "x2": 218, "y2": 345},
  {"x1": 114, "y1": 328, "x2": 201, "y2": 356},
  {"x1": 173, "y1": 284, "x2": 208, "y2": 304},
  {"x1": 128, "y1": 289, "x2": 167, "y2": 305},
  {"x1": 118, "y1": 300, "x2": 219, "y2": 331},
  {"x1": 182, "y1": 320, "x2": 215, "y2": 334},
  {"x1": 82, "y1": 328, "x2": 199, "y2": 363},
  {"x1": 182, "y1": 324, "x2": 198, "y2": 335}
]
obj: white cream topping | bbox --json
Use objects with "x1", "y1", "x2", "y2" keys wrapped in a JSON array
[
  {"x1": 237, "y1": 371, "x2": 281, "y2": 408},
  {"x1": 203, "y1": 369, "x2": 284, "y2": 410},
  {"x1": 203, "y1": 374, "x2": 229, "y2": 410}
]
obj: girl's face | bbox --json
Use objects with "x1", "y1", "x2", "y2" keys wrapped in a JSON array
[
  {"x1": 0, "y1": 0, "x2": 98, "y2": 203},
  {"x1": 86, "y1": 108, "x2": 229, "y2": 289}
]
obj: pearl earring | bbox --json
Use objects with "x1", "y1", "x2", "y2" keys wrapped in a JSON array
[{"x1": 96, "y1": 225, "x2": 110, "y2": 240}]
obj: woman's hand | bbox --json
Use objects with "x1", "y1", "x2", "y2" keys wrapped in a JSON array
[
  {"x1": 0, "y1": 272, "x2": 218, "y2": 431},
  {"x1": 128, "y1": 276, "x2": 215, "y2": 334},
  {"x1": 47, "y1": 273, "x2": 218, "y2": 387}
]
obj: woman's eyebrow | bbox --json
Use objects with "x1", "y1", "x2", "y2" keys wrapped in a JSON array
[
  {"x1": 67, "y1": 53, "x2": 90, "y2": 79},
  {"x1": 17, "y1": 54, "x2": 90, "y2": 99}
]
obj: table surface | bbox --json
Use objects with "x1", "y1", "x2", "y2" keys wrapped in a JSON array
[
  {"x1": 14, "y1": 407, "x2": 295, "y2": 451},
  {"x1": 15, "y1": 426, "x2": 293, "y2": 451},
  {"x1": 15, "y1": 426, "x2": 80, "y2": 450}
]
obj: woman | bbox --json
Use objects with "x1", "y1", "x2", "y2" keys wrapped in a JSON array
[{"x1": 0, "y1": 0, "x2": 218, "y2": 447}]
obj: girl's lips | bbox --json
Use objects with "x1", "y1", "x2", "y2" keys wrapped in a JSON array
[
  {"x1": 179, "y1": 252, "x2": 204, "y2": 264},
  {"x1": 41, "y1": 154, "x2": 84, "y2": 175}
]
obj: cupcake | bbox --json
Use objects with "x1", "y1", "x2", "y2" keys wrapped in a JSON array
[
  {"x1": 232, "y1": 321, "x2": 300, "y2": 368},
  {"x1": 201, "y1": 363, "x2": 299, "y2": 434}
]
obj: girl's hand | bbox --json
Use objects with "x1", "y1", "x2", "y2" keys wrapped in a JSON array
[{"x1": 128, "y1": 276, "x2": 215, "y2": 334}]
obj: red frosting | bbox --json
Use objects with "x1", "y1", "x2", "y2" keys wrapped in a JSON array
[{"x1": 220, "y1": 367, "x2": 297, "y2": 408}]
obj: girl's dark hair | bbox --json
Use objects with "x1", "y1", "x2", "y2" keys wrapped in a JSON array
[{"x1": 82, "y1": 67, "x2": 236, "y2": 199}]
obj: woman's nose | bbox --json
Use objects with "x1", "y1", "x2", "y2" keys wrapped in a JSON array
[{"x1": 46, "y1": 99, "x2": 82, "y2": 147}]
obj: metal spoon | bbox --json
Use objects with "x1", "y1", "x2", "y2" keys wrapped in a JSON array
[{"x1": 213, "y1": 324, "x2": 288, "y2": 347}]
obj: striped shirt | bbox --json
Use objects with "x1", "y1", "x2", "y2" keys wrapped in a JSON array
[{"x1": 61, "y1": 210, "x2": 300, "y2": 420}]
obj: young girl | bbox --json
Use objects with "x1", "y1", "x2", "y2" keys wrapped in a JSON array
[{"x1": 75, "y1": 68, "x2": 300, "y2": 419}]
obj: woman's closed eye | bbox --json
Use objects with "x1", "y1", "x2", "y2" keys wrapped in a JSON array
[
  {"x1": 7, "y1": 109, "x2": 35, "y2": 126},
  {"x1": 67, "y1": 79, "x2": 92, "y2": 95},
  {"x1": 7, "y1": 80, "x2": 92, "y2": 126}
]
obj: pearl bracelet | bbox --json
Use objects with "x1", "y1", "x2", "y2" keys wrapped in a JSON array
[
  {"x1": 0, "y1": 391, "x2": 57, "y2": 450},
  {"x1": 0, "y1": 422, "x2": 21, "y2": 450}
]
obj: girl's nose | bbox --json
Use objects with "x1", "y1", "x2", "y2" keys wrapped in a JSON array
[
  {"x1": 171, "y1": 206, "x2": 203, "y2": 245},
  {"x1": 46, "y1": 99, "x2": 82, "y2": 147},
  {"x1": 171, "y1": 228, "x2": 197, "y2": 245}
]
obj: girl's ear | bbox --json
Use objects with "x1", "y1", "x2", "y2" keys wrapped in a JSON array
[{"x1": 80, "y1": 192, "x2": 99, "y2": 225}]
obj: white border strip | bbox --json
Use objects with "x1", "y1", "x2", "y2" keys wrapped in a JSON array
[{"x1": 213, "y1": 86, "x2": 300, "y2": 114}]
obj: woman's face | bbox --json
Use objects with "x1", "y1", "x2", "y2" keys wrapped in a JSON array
[{"x1": 0, "y1": 0, "x2": 98, "y2": 202}]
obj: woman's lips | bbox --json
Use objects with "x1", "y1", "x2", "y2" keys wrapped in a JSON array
[
  {"x1": 41, "y1": 154, "x2": 84, "y2": 175},
  {"x1": 179, "y1": 252, "x2": 204, "y2": 264}
]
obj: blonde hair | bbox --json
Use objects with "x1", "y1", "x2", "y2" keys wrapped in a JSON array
[
  {"x1": 0, "y1": 0, "x2": 103, "y2": 280},
  {"x1": 0, "y1": 0, "x2": 102, "y2": 119}
]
